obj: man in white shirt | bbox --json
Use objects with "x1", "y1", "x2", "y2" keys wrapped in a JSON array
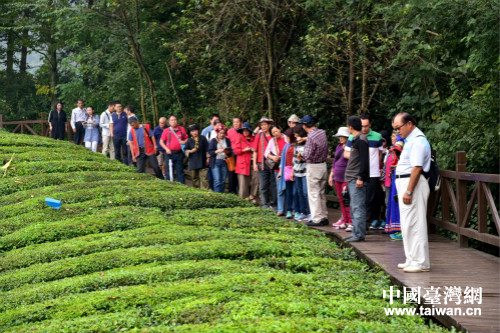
[
  {"x1": 70, "y1": 99, "x2": 87, "y2": 145},
  {"x1": 392, "y1": 112, "x2": 431, "y2": 273},
  {"x1": 100, "y1": 101, "x2": 115, "y2": 159}
]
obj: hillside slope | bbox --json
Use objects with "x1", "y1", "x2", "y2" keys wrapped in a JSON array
[{"x1": 0, "y1": 131, "x2": 448, "y2": 332}]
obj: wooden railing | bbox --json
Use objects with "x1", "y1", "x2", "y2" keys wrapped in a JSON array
[
  {"x1": 428, "y1": 151, "x2": 500, "y2": 248},
  {"x1": 0, "y1": 113, "x2": 73, "y2": 141}
]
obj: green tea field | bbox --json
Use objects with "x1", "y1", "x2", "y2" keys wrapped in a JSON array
[{"x1": 0, "y1": 131, "x2": 450, "y2": 332}]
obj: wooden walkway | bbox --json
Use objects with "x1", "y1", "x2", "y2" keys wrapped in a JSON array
[{"x1": 306, "y1": 208, "x2": 500, "y2": 333}]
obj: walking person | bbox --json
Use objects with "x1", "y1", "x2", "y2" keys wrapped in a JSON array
[
  {"x1": 83, "y1": 106, "x2": 100, "y2": 152},
  {"x1": 392, "y1": 112, "x2": 431, "y2": 273},
  {"x1": 111, "y1": 102, "x2": 129, "y2": 165},
  {"x1": 127, "y1": 116, "x2": 163, "y2": 179},
  {"x1": 233, "y1": 122, "x2": 258, "y2": 202},
  {"x1": 264, "y1": 125, "x2": 288, "y2": 216},
  {"x1": 48, "y1": 101, "x2": 67, "y2": 140},
  {"x1": 153, "y1": 117, "x2": 169, "y2": 178},
  {"x1": 298, "y1": 115, "x2": 329, "y2": 226},
  {"x1": 184, "y1": 124, "x2": 209, "y2": 189},
  {"x1": 70, "y1": 99, "x2": 86, "y2": 145},
  {"x1": 160, "y1": 115, "x2": 188, "y2": 184},
  {"x1": 252, "y1": 117, "x2": 277, "y2": 210},
  {"x1": 292, "y1": 125, "x2": 310, "y2": 222},
  {"x1": 100, "y1": 101, "x2": 115, "y2": 159},
  {"x1": 328, "y1": 127, "x2": 352, "y2": 230},
  {"x1": 208, "y1": 125, "x2": 233, "y2": 193}
]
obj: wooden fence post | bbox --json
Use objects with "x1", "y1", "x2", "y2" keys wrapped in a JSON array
[
  {"x1": 456, "y1": 151, "x2": 468, "y2": 248},
  {"x1": 41, "y1": 112, "x2": 47, "y2": 137},
  {"x1": 0, "y1": 114, "x2": 4, "y2": 129}
]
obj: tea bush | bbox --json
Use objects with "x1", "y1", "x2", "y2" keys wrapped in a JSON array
[{"x1": 0, "y1": 132, "x2": 449, "y2": 333}]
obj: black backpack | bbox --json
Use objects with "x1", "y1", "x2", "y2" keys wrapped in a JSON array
[{"x1": 418, "y1": 135, "x2": 441, "y2": 192}]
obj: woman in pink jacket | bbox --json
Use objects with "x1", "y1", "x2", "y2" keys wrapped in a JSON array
[{"x1": 233, "y1": 122, "x2": 259, "y2": 203}]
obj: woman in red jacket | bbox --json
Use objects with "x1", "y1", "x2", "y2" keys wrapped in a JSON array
[{"x1": 233, "y1": 122, "x2": 259, "y2": 203}]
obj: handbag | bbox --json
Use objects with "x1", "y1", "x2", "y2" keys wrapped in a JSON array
[
  {"x1": 284, "y1": 166, "x2": 294, "y2": 181},
  {"x1": 264, "y1": 138, "x2": 281, "y2": 171},
  {"x1": 225, "y1": 154, "x2": 236, "y2": 172},
  {"x1": 216, "y1": 138, "x2": 235, "y2": 172}
]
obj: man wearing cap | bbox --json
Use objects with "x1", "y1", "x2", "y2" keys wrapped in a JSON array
[
  {"x1": 392, "y1": 112, "x2": 431, "y2": 273},
  {"x1": 160, "y1": 115, "x2": 188, "y2": 184},
  {"x1": 226, "y1": 116, "x2": 243, "y2": 194},
  {"x1": 298, "y1": 115, "x2": 329, "y2": 226},
  {"x1": 252, "y1": 117, "x2": 277, "y2": 210},
  {"x1": 153, "y1": 117, "x2": 169, "y2": 178},
  {"x1": 127, "y1": 116, "x2": 163, "y2": 179}
]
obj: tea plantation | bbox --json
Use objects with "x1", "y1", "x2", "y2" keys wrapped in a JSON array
[{"x1": 0, "y1": 131, "x2": 449, "y2": 332}]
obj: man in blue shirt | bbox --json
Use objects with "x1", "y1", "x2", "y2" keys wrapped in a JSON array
[
  {"x1": 201, "y1": 113, "x2": 220, "y2": 190},
  {"x1": 111, "y1": 102, "x2": 129, "y2": 165},
  {"x1": 201, "y1": 114, "x2": 220, "y2": 138},
  {"x1": 392, "y1": 112, "x2": 431, "y2": 273},
  {"x1": 153, "y1": 117, "x2": 169, "y2": 178}
]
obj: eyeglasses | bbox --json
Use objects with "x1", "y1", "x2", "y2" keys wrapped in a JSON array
[{"x1": 393, "y1": 122, "x2": 408, "y2": 132}]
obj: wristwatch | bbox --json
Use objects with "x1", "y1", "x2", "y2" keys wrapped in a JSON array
[{"x1": 406, "y1": 190, "x2": 413, "y2": 196}]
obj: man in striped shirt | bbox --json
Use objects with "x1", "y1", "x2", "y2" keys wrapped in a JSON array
[{"x1": 298, "y1": 115, "x2": 329, "y2": 226}]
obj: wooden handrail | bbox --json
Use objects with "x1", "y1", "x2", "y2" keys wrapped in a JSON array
[
  {"x1": 428, "y1": 151, "x2": 499, "y2": 248},
  {"x1": 0, "y1": 113, "x2": 72, "y2": 142}
]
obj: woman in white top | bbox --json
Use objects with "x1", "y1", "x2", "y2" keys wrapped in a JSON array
[{"x1": 83, "y1": 106, "x2": 100, "y2": 152}]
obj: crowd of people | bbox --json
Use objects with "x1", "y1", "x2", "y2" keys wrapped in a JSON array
[{"x1": 48, "y1": 99, "x2": 433, "y2": 273}]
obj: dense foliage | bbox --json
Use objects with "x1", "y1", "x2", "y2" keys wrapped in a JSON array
[
  {"x1": 0, "y1": 0, "x2": 498, "y2": 174},
  {"x1": 0, "y1": 131, "x2": 451, "y2": 332}
]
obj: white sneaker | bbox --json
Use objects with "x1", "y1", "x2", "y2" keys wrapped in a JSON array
[
  {"x1": 403, "y1": 266, "x2": 430, "y2": 273},
  {"x1": 397, "y1": 262, "x2": 411, "y2": 269}
]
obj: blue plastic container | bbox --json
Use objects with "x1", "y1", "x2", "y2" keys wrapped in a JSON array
[{"x1": 45, "y1": 198, "x2": 62, "y2": 210}]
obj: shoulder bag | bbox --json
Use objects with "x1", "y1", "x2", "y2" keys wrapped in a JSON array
[
  {"x1": 265, "y1": 138, "x2": 281, "y2": 170},
  {"x1": 216, "y1": 138, "x2": 236, "y2": 172}
]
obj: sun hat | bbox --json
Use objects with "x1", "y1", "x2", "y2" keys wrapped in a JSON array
[
  {"x1": 237, "y1": 122, "x2": 253, "y2": 134},
  {"x1": 188, "y1": 124, "x2": 199, "y2": 132},
  {"x1": 287, "y1": 114, "x2": 300, "y2": 123},
  {"x1": 333, "y1": 126, "x2": 350, "y2": 138},
  {"x1": 257, "y1": 117, "x2": 274, "y2": 127}
]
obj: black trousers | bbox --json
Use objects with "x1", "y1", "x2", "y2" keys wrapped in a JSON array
[
  {"x1": 136, "y1": 148, "x2": 163, "y2": 179},
  {"x1": 73, "y1": 122, "x2": 85, "y2": 145},
  {"x1": 366, "y1": 176, "x2": 384, "y2": 222},
  {"x1": 113, "y1": 135, "x2": 129, "y2": 166}
]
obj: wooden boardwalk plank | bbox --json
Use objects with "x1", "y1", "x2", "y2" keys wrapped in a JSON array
[{"x1": 304, "y1": 208, "x2": 500, "y2": 333}]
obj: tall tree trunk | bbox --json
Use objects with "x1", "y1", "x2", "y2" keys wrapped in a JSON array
[
  {"x1": 120, "y1": 8, "x2": 159, "y2": 125},
  {"x1": 48, "y1": 42, "x2": 58, "y2": 107},
  {"x1": 360, "y1": 56, "x2": 367, "y2": 114},
  {"x1": 139, "y1": 75, "x2": 148, "y2": 124},
  {"x1": 20, "y1": 11, "x2": 29, "y2": 75},
  {"x1": 347, "y1": 37, "x2": 355, "y2": 117},
  {"x1": 165, "y1": 61, "x2": 185, "y2": 125},
  {"x1": 6, "y1": 31, "x2": 15, "y2": 107}
]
